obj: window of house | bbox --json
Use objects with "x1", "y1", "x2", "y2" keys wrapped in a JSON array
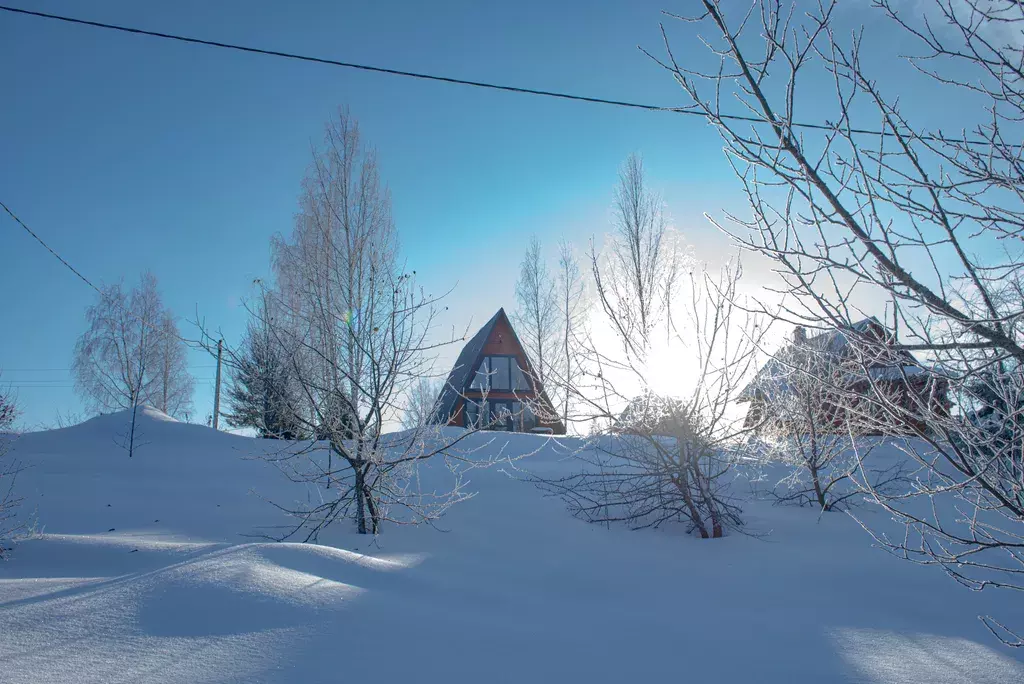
[
  {"x1": 464, "y1": 399, "x2": 488, "y2": 428},
  {"x1": 513, "y1": 363, "x2": 531, "y2": 390},
  {"x1": 470, "y1": 356, "x2": 532, "y2": 392},
  {"x1": 470, "y1": 358, "x2": 488, "y2": 390},
  {"x1": 491, "y1": 357, "x2": 511, "y2": 390},
  {"x1": 520, "y1": 403, "x2": 538, "y2": 431}
]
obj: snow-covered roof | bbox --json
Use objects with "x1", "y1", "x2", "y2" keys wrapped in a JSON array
[{"x1": 739, "y1": 318, "x2": 926, "y2": 401}]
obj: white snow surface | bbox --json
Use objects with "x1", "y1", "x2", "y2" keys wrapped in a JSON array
[{"x1": 1, "y1": 407, "x2": 1022, "y2": 683}]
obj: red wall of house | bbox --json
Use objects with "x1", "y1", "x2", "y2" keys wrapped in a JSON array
[{"x1": 482, "y1": 316, "x2": 523, "y2": 357}]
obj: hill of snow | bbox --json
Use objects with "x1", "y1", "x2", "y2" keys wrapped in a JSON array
[{"x1": 1, "y1": 407, "x2": 1022, "y2": 683}]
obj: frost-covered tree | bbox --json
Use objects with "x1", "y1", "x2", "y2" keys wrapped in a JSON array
[
  {"x1": 152, "y1": 312, "x2": 194, "y2": 418},
  {"x1": 73, "y1": 272, "x2": 194, "y2": 456},
  {"x1": 592, "y1": 154, "x2": 673, "y2": 353},
  {"x1": 554, "y1": 239, "x2": 587, "y2": 426},
  {"x1": 261, "y1": 109, "x2": 476, "y2": 536},
  {"x1": 514, "y1": 235, "x2": 558, "y2": 390},
  {"x1": 747, "y1": 333, "x2": 900, "y2": 512},
  {"x1": 543, "y1": 263, "x2": 764, "y2": 538},
  {"x1": 663, "y1": 0, "x2": 1024, "y2": 643},
  {"x1": 399, "y1": 377, "x2": 444, "y2": 430},
  {"x1": 72, "y1": 272, "x2": 193, "y2": 419},
  {"x1": 540, "y1": 156, "x2": 764, "y2": 537}
]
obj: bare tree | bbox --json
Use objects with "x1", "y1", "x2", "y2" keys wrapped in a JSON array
[
  {"x1": 545, "y1": 253, "x2": 766, "y2": 538},
  {"x1": 746, "y1": 329, "x2": 900, "y2": 511},
  {"x1": 73, "y1": 272, "x2": 194, "y2": 453},
  {"x1": 74, "y1": 273, "x2": 157, "y2": 456},
  {"x1": 400, "y1": 377, "x2": 444, "y2": 430},
  {"x1": 0, "y1": 378, "x2": 25, "y2": 557},
  {"x1": 73, "y1": 275, "x2": 157, "y2": 414},
  {"x1": 72, "y1": 272, "x2": 193, "y2": 416},
  {"x1": 514, "y1": 235, "x2": 558, "y2": 390},
  {"x1": 591, "y1": 154, "x2": 674, "y2": 355},
  {"x1": 535, "y1": 159, "x2": 767, "y2": 538},
  {"x1": 152, "y1": 312, "x2": 194, "y2": 419},
  {"x1": 554, "y1": 238, "x2": 588, "y2": 426},
  {"x1": 656, "y1": 0, "x2": 1024, "y2": 643},
  {"x1": 260, "y1": 109, "x2": 477, "y2": 537}
]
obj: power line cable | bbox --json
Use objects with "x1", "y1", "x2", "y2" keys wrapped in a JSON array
[
  {"x1": 0, "y1": 3, "x2": 1003, "y2": 147},
  {"x1": 1, "y1": 199, "x2": 205, "y2": 350},
  {"x1": 0, "y1": 199, "x2": 101, "y2": 294}
]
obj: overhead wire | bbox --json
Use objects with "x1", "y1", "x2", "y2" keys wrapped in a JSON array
[
  {"x1": 0, "y1": 3, "x2": 1013, "y2": 360},
  {"x1": 0, "y1": 3, "x2": 1006, "y2": 148},
  {"x1": 0, "y1": 200, "x2": 208, "y2": 351}
]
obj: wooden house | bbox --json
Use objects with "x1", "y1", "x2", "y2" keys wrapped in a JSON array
[
  {"x1": 739, "y1": 318, "x2": 949, "y2": 434},
  {"x1": 429, "y1": 308, "x2": 565, "y2": 434}
]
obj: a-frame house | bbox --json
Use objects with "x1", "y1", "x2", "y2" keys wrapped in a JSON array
[{"x1": 429, "y1": 308, "x2": 566, "y2": 434}]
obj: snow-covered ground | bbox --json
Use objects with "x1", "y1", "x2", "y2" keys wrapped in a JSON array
[{"x1": 1, "y1": 408, "x2": 1022, "y2": 683}]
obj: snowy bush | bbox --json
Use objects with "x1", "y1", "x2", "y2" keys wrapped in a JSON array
[{"x1": 541, "y1": 402, "x2": 744, "y2": 537}]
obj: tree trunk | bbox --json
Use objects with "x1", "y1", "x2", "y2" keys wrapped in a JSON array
[
  {"x1": 810, "y1": 463, "x2": 827, "y2": 511},
  {"x1": 128, "y1": 400, "x2": 138, "y2": 458},
  {"x1": 354, "y1": 464, "x2": 367, "y2": 534},
  {"x1": 676, "y1": 444, "x2": 710, "y2": 538},
  {"x1": 365, "y1": 482, "x2": 380, "y2": 535}
]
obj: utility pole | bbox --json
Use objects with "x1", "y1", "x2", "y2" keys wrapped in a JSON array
[{"x1": 212, "y1": 338, "x2": 223, "y2": 430}]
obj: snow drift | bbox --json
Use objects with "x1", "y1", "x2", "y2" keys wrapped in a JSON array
[{"x1": 0, "y1": 407, "x2": 1022, "y2": 683}]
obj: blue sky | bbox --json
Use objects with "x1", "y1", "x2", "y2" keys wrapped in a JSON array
[{"x1": 0, "y1": 0, "x2": 988, "y2": 428}]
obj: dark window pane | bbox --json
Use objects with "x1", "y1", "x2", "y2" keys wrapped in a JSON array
[
  {"x1": 490, "y1": 356, "x2": 511, "y2": 390},
  {"x1": 490, "y1": 401, "x2": 513, "y2": 430},
  {"x1": 470, "y1": 358, "x2": 488, "y2": 390},
  {"x1": 464, "y1": 400, "x2": 478, "y2": 427},
  {"x1": 523, "y1": 404, "x2": 537, "y2": 431}
]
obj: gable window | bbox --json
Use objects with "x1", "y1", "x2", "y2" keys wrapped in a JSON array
[
  {"x1": 464, "y1": 398, "x2": 540, "y2": 431},
  {"x1": 470, "y1": 356, "x2": 531, "y2": 392}
]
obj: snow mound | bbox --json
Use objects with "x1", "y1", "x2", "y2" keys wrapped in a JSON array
[{"x1": 1, "y1": 414, "x2": 1022, "y2": 683}]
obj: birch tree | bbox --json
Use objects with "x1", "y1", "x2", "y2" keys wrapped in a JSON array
[
  {"x1": 72, "y1": 274, "x2": 161, "y2": 415},
  {"x1": 592, "y1": 154, "x2": 673, "y2": 354},
  {"x1": 554, "y1": 238, "x2": 587, "y2": 426},
  {"x1": 514, "y1": 235, "x2": 558, "y2": 390},
  {"x1": 73, "y1": 272, "x2": 193, "y2": 418},
  {"x1": 400, "y1": 377, "x2": 444, "y2": 430},
  {"x1": 263, "y1": 109, "x2": 476, "y2": 537},
  {"x1": 152, "y1": 312, "x2": 194, "y2": 418},
  {"x1": 73, "y1": 272, "x2": 194, "y2": 454}
]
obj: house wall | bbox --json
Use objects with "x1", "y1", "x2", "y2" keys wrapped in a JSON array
[{"x1": 745, "y1": 377, "x2": 949, "y2": 436}]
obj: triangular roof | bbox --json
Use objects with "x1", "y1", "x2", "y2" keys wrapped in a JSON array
[
  {"x1": 430, "y1": 309, "x2": 506, "y2": 423},
  {"x1": 429, "y1": 308, "x2": 561, "y2": 428},
  {"x1": 739, "y1": 317, "x2": 925, "y2": 401}
]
